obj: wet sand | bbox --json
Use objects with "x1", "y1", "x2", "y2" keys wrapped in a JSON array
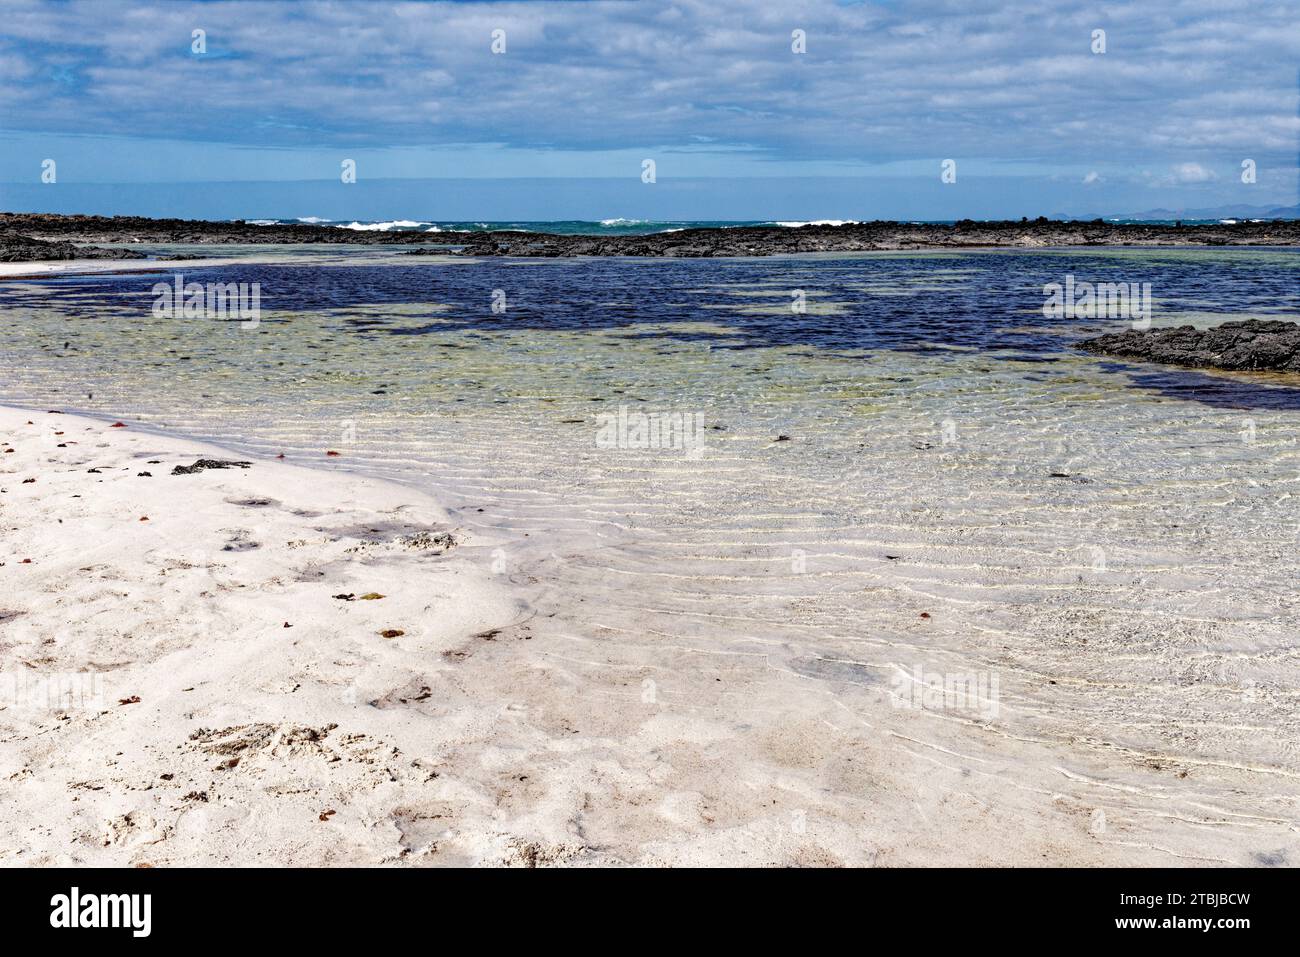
[{"x1": 3, "y1": 389, "x2": 1297, "y2": 865}]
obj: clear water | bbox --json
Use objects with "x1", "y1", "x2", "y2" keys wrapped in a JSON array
[{"x1": 3, "y1": 245, "x2": 1299, "y2": 863}]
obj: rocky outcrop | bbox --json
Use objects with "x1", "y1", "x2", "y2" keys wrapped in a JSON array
[
  {"x1": 0, "y1": 231, "x2": 147, "y2": 262},
  {"x1": 449, "y1": 218, "x2": 1300, "y2": 258},
  {"x1": 4, "y1": 212, "x2": 1299, "y2": 256},
  {"x1": 0, "y1": 213, "x2": 433, "y2": 246},
  {"x1": 1080, "y1": 320, "x2": 1300, "y2": 372}
]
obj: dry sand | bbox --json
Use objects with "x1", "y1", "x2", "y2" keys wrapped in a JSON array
[{"x1": 0, "y1": 405, "x2": 533, "y2": 865}]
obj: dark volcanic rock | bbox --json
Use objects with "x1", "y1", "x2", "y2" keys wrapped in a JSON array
[
  {"x1": 450, "y1": 218, "x2": 1300, "y2": 258},
  {"x1": 171, "y1": 458, "x2": 253, "y2": 475},
  {"x1": 1080, "y1": 320, "x2": 1300, "y2": 372},
  {"x1": 0, "y1": 213, "x2": 442, "y2": 246},
  {"x1": 4, "y1": 212, "x2": 1300, "y2": 257},
  {"x1": 0, "y1": 231, "x2": 147, "y2": 262}
]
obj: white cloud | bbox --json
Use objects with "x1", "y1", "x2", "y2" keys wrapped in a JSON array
[
  {"x1": 1173, "y1": 162, "x2": 1216, "y2": 183},
  {"x1": 0, "y1": 0, "x2": 1296, "y2": 180},
  {"x1": 1082, "y1": 171, "x2": 1100, "y2": 185}
]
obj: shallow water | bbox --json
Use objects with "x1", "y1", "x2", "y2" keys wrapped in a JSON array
[{"x1": 3, "y1": 246, "x2": 1299, "y2": 864}]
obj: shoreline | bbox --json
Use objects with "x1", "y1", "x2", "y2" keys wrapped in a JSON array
[
  {"x1": 5, "y1": 396, "x2": 1297, "y2": 866},
  {"x1": 6, "y1": 231, "x2": 1300, "y2": 866},
  {"x1": 3, "y1": 242, "x2": 1300, "y2": 284},
  {"x1": 0, "y1": 257, "x2": 248, "y2": 281}
]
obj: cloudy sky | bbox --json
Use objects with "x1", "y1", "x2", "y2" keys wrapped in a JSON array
[{"x1": 1, "y1": 0, "x2": 1297, "y2": 220}]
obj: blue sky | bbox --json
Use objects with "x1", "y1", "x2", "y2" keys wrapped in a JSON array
[{"x1": 1, "y1": 0, "x2": 1297, "y2": 219}]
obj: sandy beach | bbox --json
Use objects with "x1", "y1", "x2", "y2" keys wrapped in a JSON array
[
  {"x1": 4, "y1": 360, "x2": 1298, "y2": 866},
  {"x1": 4, "y1": 238, "x2": 1300, "y2": 868},
  {"x1": 0, "y1": 405, "x2": 533, "y2": 865},
  {"x1": 9, "y1": 0, "x2": 1300, "y2": 933},
  {"x1": 0, "y1": 259, "x2": 245, "y2": 281}
]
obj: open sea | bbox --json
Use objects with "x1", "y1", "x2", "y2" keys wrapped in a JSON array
[{"x1": 240, "y1": 217, "x2": 1272, "y2": 234}]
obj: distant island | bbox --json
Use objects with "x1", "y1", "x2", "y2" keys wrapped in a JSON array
[{"x1": 1102, "y1": 202, "x2": 1300, "y2": 221}]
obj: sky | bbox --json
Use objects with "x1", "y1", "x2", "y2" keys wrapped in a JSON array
[{"x1": 0, "y1": 0, "x2": 1297, "y2": 220}]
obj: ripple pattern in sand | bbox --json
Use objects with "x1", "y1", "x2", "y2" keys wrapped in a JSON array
[{"x1": 2, "y1": 251, "x2": 1298, "y2": 864}]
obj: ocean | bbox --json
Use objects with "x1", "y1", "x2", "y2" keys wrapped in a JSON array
[{"x1": 236, "y1": 217, "x2": 1269, "y2": 234}]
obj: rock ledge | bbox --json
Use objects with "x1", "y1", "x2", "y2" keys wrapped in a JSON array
[{"x1": 1080, "y1": 319, "x2": 1300, "y2": 372}]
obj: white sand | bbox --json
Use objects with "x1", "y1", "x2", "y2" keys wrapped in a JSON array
[
  {"x1": 0, "y1": 258, "x2": 243, "y2": 280},
  {"x1": 5, "y1": 248, "x2": 1299, "y2": 867},
  {"x1": 0, "y1": 248, "x2": 460, "y2": 282},
  {"x1": 3, "y1": 398, "x2": 1297, "y2": 867},
  {"x1": 0, "y1": 406, "x2": 529, "y2": 865}
]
